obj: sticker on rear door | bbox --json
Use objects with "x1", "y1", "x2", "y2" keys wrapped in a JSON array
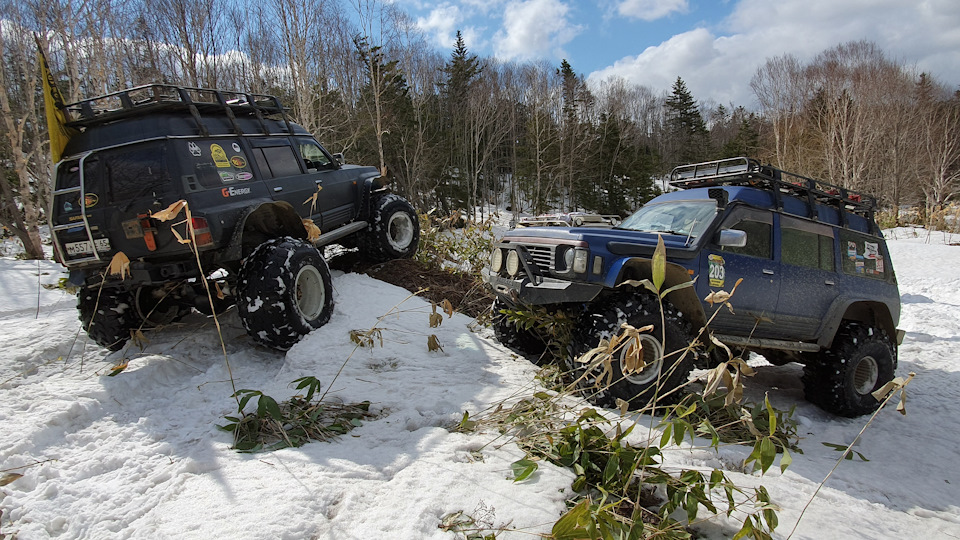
[{"x1": 708, "y1": 254, "x2": 725, "y2": 287}]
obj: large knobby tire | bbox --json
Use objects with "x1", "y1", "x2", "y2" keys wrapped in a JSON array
[
  {"x1": 802, "y1": 322, "x2": 896, "y2": 417},
  {"x1": 492, "y1": 299, "x2": 550, "y2": 365},
  {"x1": 133, "y1": 285, "x2": 190, "y2": 327},
  {"x1": 359, "y1": 193, "x2": 420, "y2": 261},
  {"x1": 78, "y1": 286, "x2": 137, "y2": 351},
  {"x1": 236, "y1": 237, "x2": 334, "y2": 350},
  {"x1": 569, "y1": 294, "x2": 698, "y2": 409}
]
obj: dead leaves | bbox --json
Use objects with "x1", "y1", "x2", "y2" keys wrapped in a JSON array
[
  {"x1": 150, "y1": 200, "x2": 192, "y2": 245},
  {"x1": 107, "y1": 252, "x2": 131, "y2": 279},
  {"x1": 704, "y1": 278, "x2": 744, "y2": 314},
  {"x1": 350, "y1": 328, "x2": 383, "y2": 348},
  {"x1": 429, "y1": 300, "x2": 454, "y2": 328},
  {"x1": 0, "y1": 473, "x2": 23, "y2": 486},
  {"x1": 871, "y1": 372, "x2": 916, "y2": 415},
  {"x1": 302, "y1": 219, "x2": 321, "y2": 242},
  {"x1": 576, "y1": 323, "x2": 654, "y2": 389},
  {"x1": 150, "y1": 200, "x2": 187, "y2": 222}
]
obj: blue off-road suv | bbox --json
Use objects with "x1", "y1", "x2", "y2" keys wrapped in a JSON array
[{"x1": 484, "y1": 157, "x2": 902, "y2": 417}]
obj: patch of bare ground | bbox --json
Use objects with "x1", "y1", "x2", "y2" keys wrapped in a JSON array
[{"x1": 327, "y1": 253, "x2": 493, "y2": 318}]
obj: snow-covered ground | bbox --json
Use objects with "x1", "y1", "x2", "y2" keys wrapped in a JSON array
[{"x1": 1, "y1": 228, "x2": 959, "y2": 539}]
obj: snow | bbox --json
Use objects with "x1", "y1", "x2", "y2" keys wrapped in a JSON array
[{"x1": 2, "y1": 227, "x2": 960, "y2": 539}]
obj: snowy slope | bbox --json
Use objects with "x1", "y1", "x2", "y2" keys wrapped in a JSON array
[{"x1": 1, "y1": 228, "x2": 959, "y2": 539}]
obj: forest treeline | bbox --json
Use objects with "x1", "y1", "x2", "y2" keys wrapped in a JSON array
[{"x1": 2, "y1": 0, "x2": 958, "y2": 259}]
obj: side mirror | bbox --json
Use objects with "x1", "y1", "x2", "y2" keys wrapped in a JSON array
[
  {"x1": 332, "y1": 152, "x2": 344, "y2": 166},
  {"x1": 717, "y1": 229, "x2": 747, "y2": 248}
]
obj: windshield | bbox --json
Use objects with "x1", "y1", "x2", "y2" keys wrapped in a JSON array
[{"x1": 618, "y1": 200, "x2": 718, "y2": 240}]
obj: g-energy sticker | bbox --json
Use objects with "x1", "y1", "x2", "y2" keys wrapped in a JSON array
[{"x1": 221, "y1": 186, "x2": 251, "y2": 197}]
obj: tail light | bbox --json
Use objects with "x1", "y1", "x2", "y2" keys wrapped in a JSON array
[{"x1": 191, "y1": 217, "x2": 214, "y2": 247}]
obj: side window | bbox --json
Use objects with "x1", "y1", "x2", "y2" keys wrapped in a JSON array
[
  {"x1": 781, "y1": 217, "x2": 835, "y2": 271},
  {"x1": 720, "y1": 212, "x2": 772, "y2": 259},
  {"x1": 840, "y1": 230, "x2": 887, "y2": 280},
  {"x1": 297, "y1": 139, "x2": 333, "y2": 170},
  {"x1": 105, "y1": 143, "x2": 168, "y2": 202},
  {"x1": 181, "y1": 139, "x2": 254, "y2": 190},
  {"x1": 253, "y1": 145, "x2": 303, "y2": 179}
]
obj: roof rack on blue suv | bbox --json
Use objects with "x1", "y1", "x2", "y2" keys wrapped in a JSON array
[{"x1": 484, "y1": 156, "x2": 901, "y2": 417}]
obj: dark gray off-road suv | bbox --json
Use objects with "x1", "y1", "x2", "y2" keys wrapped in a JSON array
[
  {"x1": 50, "y1": 85, "x2": 419, "y2": 351},
  {"x1": 485, "y1": 157, "x2": 902, "y2": 417}
]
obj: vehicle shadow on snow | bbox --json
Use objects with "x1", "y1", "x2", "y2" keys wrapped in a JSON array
[{"x1": 732, "y1": 358, "x2": 960, "y2": 521}]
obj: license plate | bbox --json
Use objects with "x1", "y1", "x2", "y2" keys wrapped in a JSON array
[{"x1": 65, "y1": 238, "x2": 111, "y2": 256}]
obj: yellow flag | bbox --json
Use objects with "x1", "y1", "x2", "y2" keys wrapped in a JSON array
[{"x1": 34, "y1": 34, "x2": 77, "y2": 163}]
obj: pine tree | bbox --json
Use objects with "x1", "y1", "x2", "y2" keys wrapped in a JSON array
[{"x1": 664, "y1": 77, "x2": 710, "y2": 165}]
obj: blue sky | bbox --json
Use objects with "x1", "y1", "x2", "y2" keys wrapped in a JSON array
[{"x1": 400, "y1": 0, "x2": 960, "y2": 107}]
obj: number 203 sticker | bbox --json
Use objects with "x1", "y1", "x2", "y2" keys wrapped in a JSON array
[{"x1": 708, "y1": 255, "x2": 725, "y2": 287}]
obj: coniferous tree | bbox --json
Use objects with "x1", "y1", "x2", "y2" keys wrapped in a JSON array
[{"x1": 664, "y1": 77, "x2": 710, "y2": 166}]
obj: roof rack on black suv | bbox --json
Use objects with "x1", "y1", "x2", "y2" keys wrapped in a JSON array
[
  {"x1": 50, "y1": 84, "x2": 420, "y2": 352},
  {"x1": 483, "y1": 156, "x2": 901, "y2": 417}
]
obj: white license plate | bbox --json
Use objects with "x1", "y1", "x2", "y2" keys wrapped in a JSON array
[{"x1": 65, "y1": 238, "x2": 111, "y2": 256}]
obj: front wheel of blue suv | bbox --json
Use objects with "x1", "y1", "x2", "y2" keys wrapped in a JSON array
[{"x1": 569, "y1": 293, "x2": 699, "y2": 410}]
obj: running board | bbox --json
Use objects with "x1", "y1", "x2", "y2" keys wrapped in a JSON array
[
  {"x1": 312, "y1": 220, "x2": 368, "y2": 247},
  {"x1": 713, "y1": 334, "x2": 820, "y2": 353}
]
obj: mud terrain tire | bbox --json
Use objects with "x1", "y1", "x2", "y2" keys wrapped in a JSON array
[
  {"x1": 802, "y1": 323, "x2": 896, "y2": 417},
  {"x1": 569, "y1": 294, "x2": 698, "y2": 409},
  {"x1": 78, "y1": 287, "x2": 137, "y2": 351},
  {"x1": 237, "y1": 237, "x2": 334, "y2": 350},
  {"x1": 359, "y1": 194, "x2": 419, "y2": 261},
  {"x1": 492, "y1": 299, "x2": 550, "y2": 365}
]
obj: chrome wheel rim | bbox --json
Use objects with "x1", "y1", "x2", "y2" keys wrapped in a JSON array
[
  {"x1": 620, "y1": 334, "x2": 664, "y2": 386},
  {"x1": 294, "y1": 265, "x2": 326, "y2": 320},
  {"x1": 387, "y1": 212, "x2": 414, "y2": 251},
  {"x1": 853, "y1": 355, "x2": 879, "y2": 395}
]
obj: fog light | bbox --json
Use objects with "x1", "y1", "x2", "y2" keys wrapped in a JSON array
[
  {"x1": 506, "y1": 250, "x2": 521, "y2": 276},
  {"x1": 490, "y1": 248, "x2": 503, "y2": 273}
]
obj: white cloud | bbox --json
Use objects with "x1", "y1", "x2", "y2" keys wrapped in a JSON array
[
  {"x1": 493, "y1": 0, "x2": 582, "y2": 62},
  {"x1": 416, "y1": 4, "x2": 464, "y2": 48},
  {"x1": 589, "y1": 0, "x2": 960, "y2": 106},
  {"x1": 617, "y1": 0, "x2": 689, "y2": 21}
]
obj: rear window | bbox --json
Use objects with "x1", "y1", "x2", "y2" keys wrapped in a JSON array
[
  {"x1": 106, "y1": 143, "x2": 168, "y2": 201},
  {"x1": 781, "y1": 216, "x2": 835, "y2": 271},
  {"x1": 253, "y1": 145, "x2": 303, "y2": 179}
]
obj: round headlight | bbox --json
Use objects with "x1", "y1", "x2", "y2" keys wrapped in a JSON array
[
  {"x1": 490, "y1": 248, "x2": 504, "y2": 273},
  {"x1": 506, "y1": 250, "x2": 521, "y2": 276}
]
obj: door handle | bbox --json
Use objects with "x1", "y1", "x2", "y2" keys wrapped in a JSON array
[
  {"x1": 315, "y1": 179, "x2": 323, "y2": 184},
  {"x1": 825, "y1": 279, "x2": 835, "y2": 286},
  {"x1": 762, "y1": 269, "x2": 775, "y2": 275},
  {"x1": 273, "y1": 187, "x2": 283, "y2": 192}
]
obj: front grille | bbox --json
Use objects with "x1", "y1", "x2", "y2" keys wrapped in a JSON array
[{"x1": 522, "y1": 244, "x2": 555, "y2": 272}]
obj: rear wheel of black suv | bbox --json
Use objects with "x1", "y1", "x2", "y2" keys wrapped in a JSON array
[
  {"x1": 569, "y1": 294, "x2": 698, "y2": 410},
  {"x1": 78, "y1": 286, "x2": 137, "y2": 351},
  {"x1": 802, "y1": 322, "x2": 896, "y2": 417},
  {"x1": 237, "y1": 237, "x2": 334, "y2": 350},
  {"x1": 359, "y1": 194, "x2": 419, "y2": 261},
  {"x1": 491, "y1": 299, "x2": 550, "y2": 365}
]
